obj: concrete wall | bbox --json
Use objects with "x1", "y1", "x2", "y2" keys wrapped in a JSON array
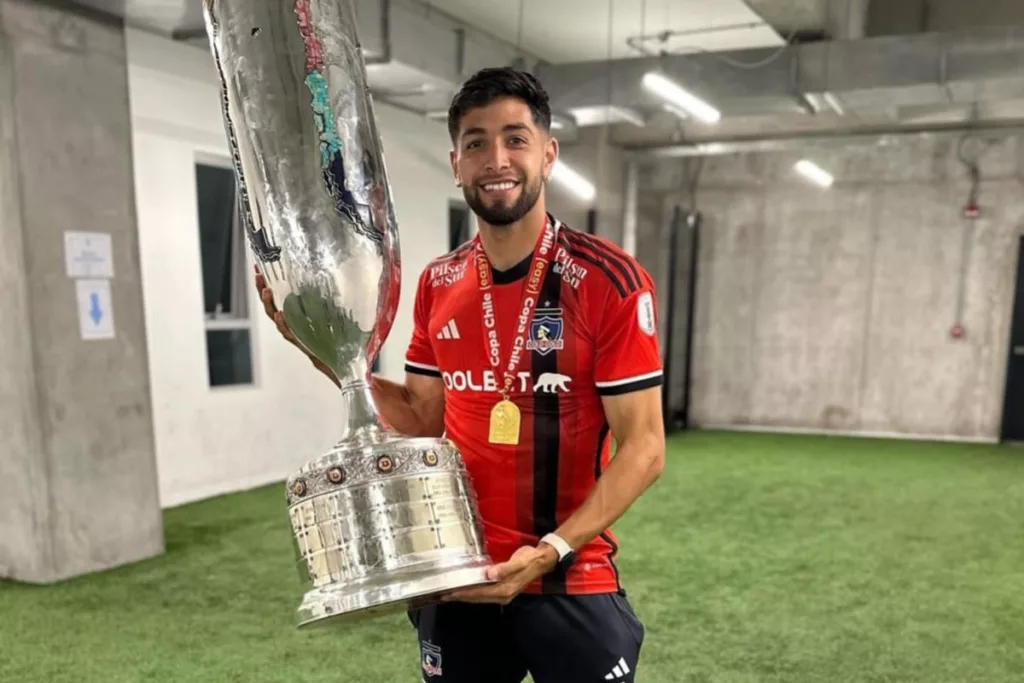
[
  {"x1": 637, "y1": 132, "x2": 1024, "y2": 441},
  {"x1": 125, "y1": 30, "x2": 460, "y2": 508},
  {"x1": 0, "y1": 0, "x2": 163, "y2": 582}
]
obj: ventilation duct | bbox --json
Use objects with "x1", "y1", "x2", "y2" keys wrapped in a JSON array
[
  {"x1": 61, "y1": 0, "x2": 548, "y2": 124},
  {"x1": 535, "y1": 27, "x2": 1024, "y2": 137}
]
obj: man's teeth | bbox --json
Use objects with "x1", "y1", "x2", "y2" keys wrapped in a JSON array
[{"x1": 484, "y1": 181, "x2": 517, "y2": 191}]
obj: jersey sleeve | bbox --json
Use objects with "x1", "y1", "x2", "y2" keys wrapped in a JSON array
[
  {"x1": 404, "y1": 268, "x2": 441, "y2": 378},
  {"x1": 593, "y1": 270, "x2": 663, "y2": 396}
]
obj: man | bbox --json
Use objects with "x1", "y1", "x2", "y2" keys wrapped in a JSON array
[{"x1": 258, "y1": 67, "x2": 665, "y2": 683}]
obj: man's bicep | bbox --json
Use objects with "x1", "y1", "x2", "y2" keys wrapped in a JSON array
[
  {"x1": 594, "y1": 287, "x2": 663, "y2": 396},
  {"x1": 601, "y1": 386, "x2": 663, "y2": 448},
  {"x1": 406, "y1": 371, "x2": 444, "y2": 403},
  {"x1": 406, "y1": 371, "x2": 446, "y2": 436},
  {"x1": 406, "y1": 268, "x2": 439, "y2": 372}
]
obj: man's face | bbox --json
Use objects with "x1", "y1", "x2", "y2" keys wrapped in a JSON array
[{"x1": 450, "y1": 97, "x2": 558, "y2": 227}]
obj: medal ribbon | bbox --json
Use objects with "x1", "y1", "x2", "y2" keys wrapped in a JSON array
[{"x1": 475, "y1": 217, "x2": 557, "y2": 399}]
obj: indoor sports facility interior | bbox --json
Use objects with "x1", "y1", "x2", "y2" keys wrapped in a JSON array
[{"x1": 3, "y1": 0, "x2": 1024, "y2": 681}]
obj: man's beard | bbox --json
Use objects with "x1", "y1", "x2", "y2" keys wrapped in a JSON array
[{"x1": 464, "y1": 174, "x2": 543, "y2": 227}]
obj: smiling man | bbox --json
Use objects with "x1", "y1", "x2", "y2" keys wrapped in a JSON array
[{"x1": 259, "y1": 66, "x2": 665, "y2": 683}]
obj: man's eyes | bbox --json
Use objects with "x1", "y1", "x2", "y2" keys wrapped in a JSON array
[{"x1": 465, "y1": 137, "x2": 527, "y2": 150}]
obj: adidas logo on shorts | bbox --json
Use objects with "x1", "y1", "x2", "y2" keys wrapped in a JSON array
[{"x1": 604, "y1": 656, "x2": 631, "y2": 680}]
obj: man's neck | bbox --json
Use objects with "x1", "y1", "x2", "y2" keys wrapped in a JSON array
[{"x1": 477, "y1": 205, "x2": 548, "y2": 272}]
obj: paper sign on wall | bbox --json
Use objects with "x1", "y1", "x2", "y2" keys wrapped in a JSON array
[
  {"x1": 76, "y1": 279, "x2": 115, "y2": 341},
  {"x1": 65, "y1": 231, "x2": 114, "y2": 278}
]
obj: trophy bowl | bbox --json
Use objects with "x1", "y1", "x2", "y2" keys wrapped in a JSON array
[{"x1": 203, "y1": 0, "x2": 493, "y2": 628}]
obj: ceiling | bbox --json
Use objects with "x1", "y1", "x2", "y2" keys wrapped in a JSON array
[
  {"x1": 410, "y1": 0, "x2": 787, "y2": 64},
  {"x1": 745, "y1": 0, "x2": 830, "y2": 33},
  {"x1": 60, "y1": 0, "x2": 203, "y2": 34},
  {"x1": 55, "y1": 0, "x2": 1024, "y2": 149}
]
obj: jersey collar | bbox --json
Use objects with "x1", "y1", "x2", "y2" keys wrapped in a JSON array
[{"x1": 488, "y1": 213, "x2": 561, "y2": 285}]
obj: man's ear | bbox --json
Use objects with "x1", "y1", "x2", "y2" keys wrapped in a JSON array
[
  {"x1": 449, "y1": 149, "x2": 462, "y2": 187},
  {"x1": 544, "y1": 136, "x2": 559, "y2": 182}
]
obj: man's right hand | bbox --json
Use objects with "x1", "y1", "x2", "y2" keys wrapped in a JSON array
[
  {"x1": 254, "y1": 266, "x2": 445, "y2": 437},
  {"x1": 255, "y1": 266, "x2": 340, "y2": 387}
]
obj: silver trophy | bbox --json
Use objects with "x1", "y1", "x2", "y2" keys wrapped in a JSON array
[{"x1": 203, "y1": 0, "x2": 492, "y2": 628}]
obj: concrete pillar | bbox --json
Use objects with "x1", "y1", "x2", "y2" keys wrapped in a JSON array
[
  {"x1": 621, "y1": 161, "x2": 638, "y2": 257},
  {"x1": 828, "y1": 0, "x2": 870, "y2": 40},
  {"x1": 0, "y1": 0, "x2": 163, "y2": 583}
]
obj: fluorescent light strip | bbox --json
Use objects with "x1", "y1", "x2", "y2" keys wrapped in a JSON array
[
  {"x1": 822, "y1": 92, "x2": 845, "y2": 116},
  {"x1": 662, "y1": 103, "x2": 690, "y2": 121},
  {"x1": 642, "y1": 71, "x2": 720, "y2": 124},
  {"x1": 551, "y1": 160, "x2": 596, "y2": 202},
  {"x1": 794, "y1": 160, "x2": 834, "y2": 188}
]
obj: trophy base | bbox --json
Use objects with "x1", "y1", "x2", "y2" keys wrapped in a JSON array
[
  {"x1": 296, "y1": 558, "x2": 492, "y2": 628},
  {"x1": 286, "y1": 434, "x2": 493, "y2": 629}
]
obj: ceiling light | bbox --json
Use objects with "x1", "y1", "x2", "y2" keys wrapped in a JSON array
[
  {"x1": 551, "y1": 160, "x2": 596, "y2": 202},
  {"x1": 642, "y1": 71, "x2": 720, "y2": 124},
  {"x1": 569, "y1": 105, "x2": 645, "y2": 128},
  {"x1": 822, "y1": 92, "x2": 846, "y2": 116},
  {"x1": 794, "y1": 160, "x2": 834, "y2": 188},
  {"x1": 662, "y1": 103, "x2": 690, "y2": 121}
]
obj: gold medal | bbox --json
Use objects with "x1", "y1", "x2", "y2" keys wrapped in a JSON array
[
  {"x1": 475, "y1": 219, "x2": 557, "y2": 449},
  {"x1": 488, "y1": 397, "x2": 521, "y2": 445}
]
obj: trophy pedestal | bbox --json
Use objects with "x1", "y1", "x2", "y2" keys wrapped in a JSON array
[
  {"x1": 286, "y1": 434, "x2": 493, "y2": 628},
  {"x1": 203, "y1": 0, "x2": 493, "y2": 631},
  {"x1": 297, "y1": 559, "x2": 491, "y2": 627}
]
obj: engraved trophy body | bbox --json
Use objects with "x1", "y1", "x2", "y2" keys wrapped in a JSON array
[{"x1": 203, "y1": 0, "x2": 491, "y2": 627}]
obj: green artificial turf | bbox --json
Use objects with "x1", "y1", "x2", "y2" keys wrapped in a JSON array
[{"x1": 2, "y1": 431, "x2": 1024, "y2": 682}]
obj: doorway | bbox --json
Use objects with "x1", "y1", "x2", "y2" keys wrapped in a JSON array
[{"x1": 1000, "y1": 236, "x2": 1024, "y2": 441}]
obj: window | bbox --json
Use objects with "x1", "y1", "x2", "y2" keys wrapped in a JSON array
[
  {"x1": 448, "y1": 200, "x2": 472, "y2": 251},
  {"x1": 195, "y1": 158, "x2": 254, "y2": 387}
]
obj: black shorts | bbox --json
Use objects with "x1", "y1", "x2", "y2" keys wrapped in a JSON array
[{"x1": 407, "y1": 591, "x2": 646, "y2": 683}]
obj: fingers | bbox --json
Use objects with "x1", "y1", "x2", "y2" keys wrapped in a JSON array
[
  {"x1": 442, "y1": 584, "x2": 509, "y2": 605},
  {"x1": 255, "y1": 268, "x2": 277, "y2": 318},
  {"x1": 257, "y1": 274, "x2": 296, "y2": 343},
  {"x1": 273, "y1": 311, "x2": 297, "y2": 343},
  {"x1": 487, "y1": 557, "x2": 527, "y2": 582},
  {"x1": 261, "y1": 286, "x2": 277, "y2": 317},
  {"x1": 442, "y1": 558, "x2": 530, "y2": 604}
]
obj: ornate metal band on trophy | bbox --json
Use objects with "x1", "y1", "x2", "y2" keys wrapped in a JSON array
[{"x1": 202, "y1": 0, "x2": 492, "y2": 627}]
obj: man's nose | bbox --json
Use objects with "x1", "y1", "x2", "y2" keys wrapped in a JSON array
[{"x1": 485, "y1": 143, "x2": 511, "y2": 171}]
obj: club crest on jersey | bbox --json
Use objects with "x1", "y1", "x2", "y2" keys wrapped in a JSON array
[{"x1": 528, "y1": 308, "x2": 564, "y2": 356}]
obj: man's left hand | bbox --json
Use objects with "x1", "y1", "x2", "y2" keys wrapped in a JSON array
[{"x1": 441, "y1": 544, "x2": 558, "y2": 605}]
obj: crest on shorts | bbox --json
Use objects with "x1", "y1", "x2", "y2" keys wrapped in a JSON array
[
  {"x1": 528, "y1": 308, "x2": 565, "y2": 356},
  {"x1": 421, "y1": 641, "x2": 443, "y2": 677}
]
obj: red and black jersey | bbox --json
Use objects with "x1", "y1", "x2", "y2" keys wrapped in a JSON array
[{"x1": 405, "y1": 215, "x2": 662, "y2": 595}]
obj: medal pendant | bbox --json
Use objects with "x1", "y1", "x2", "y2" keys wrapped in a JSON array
[{"x1": 488, "y1": 398, "x2": 521, "y2": 445}]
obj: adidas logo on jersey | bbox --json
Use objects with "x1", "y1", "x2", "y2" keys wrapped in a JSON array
[
  {"x1": 604, "y1": 657, "x2": 632, "y2": 680},
  {"x1": 436, "y1": 319, "x2": 460, "y2": 340}
]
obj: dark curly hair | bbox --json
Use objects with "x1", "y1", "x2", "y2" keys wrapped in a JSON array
[{"x1": 447, "y1": 66, "x2": 552, "y2": 143}]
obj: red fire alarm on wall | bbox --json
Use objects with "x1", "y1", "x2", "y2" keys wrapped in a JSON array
[
  {"x1": 950, "y1": 323, "x2": 966, "y2": 340},
  {"x1": 963, "y1": 203, "x2": 981, "y2": 219}
]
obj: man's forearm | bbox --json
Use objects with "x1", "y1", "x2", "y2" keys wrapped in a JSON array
[
  {"x1": 551, "y1": 434, "x2": 664, "y2": 551},
  {"x1": 369, "y1": 375, "x2": 441, "y2": 437}
]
